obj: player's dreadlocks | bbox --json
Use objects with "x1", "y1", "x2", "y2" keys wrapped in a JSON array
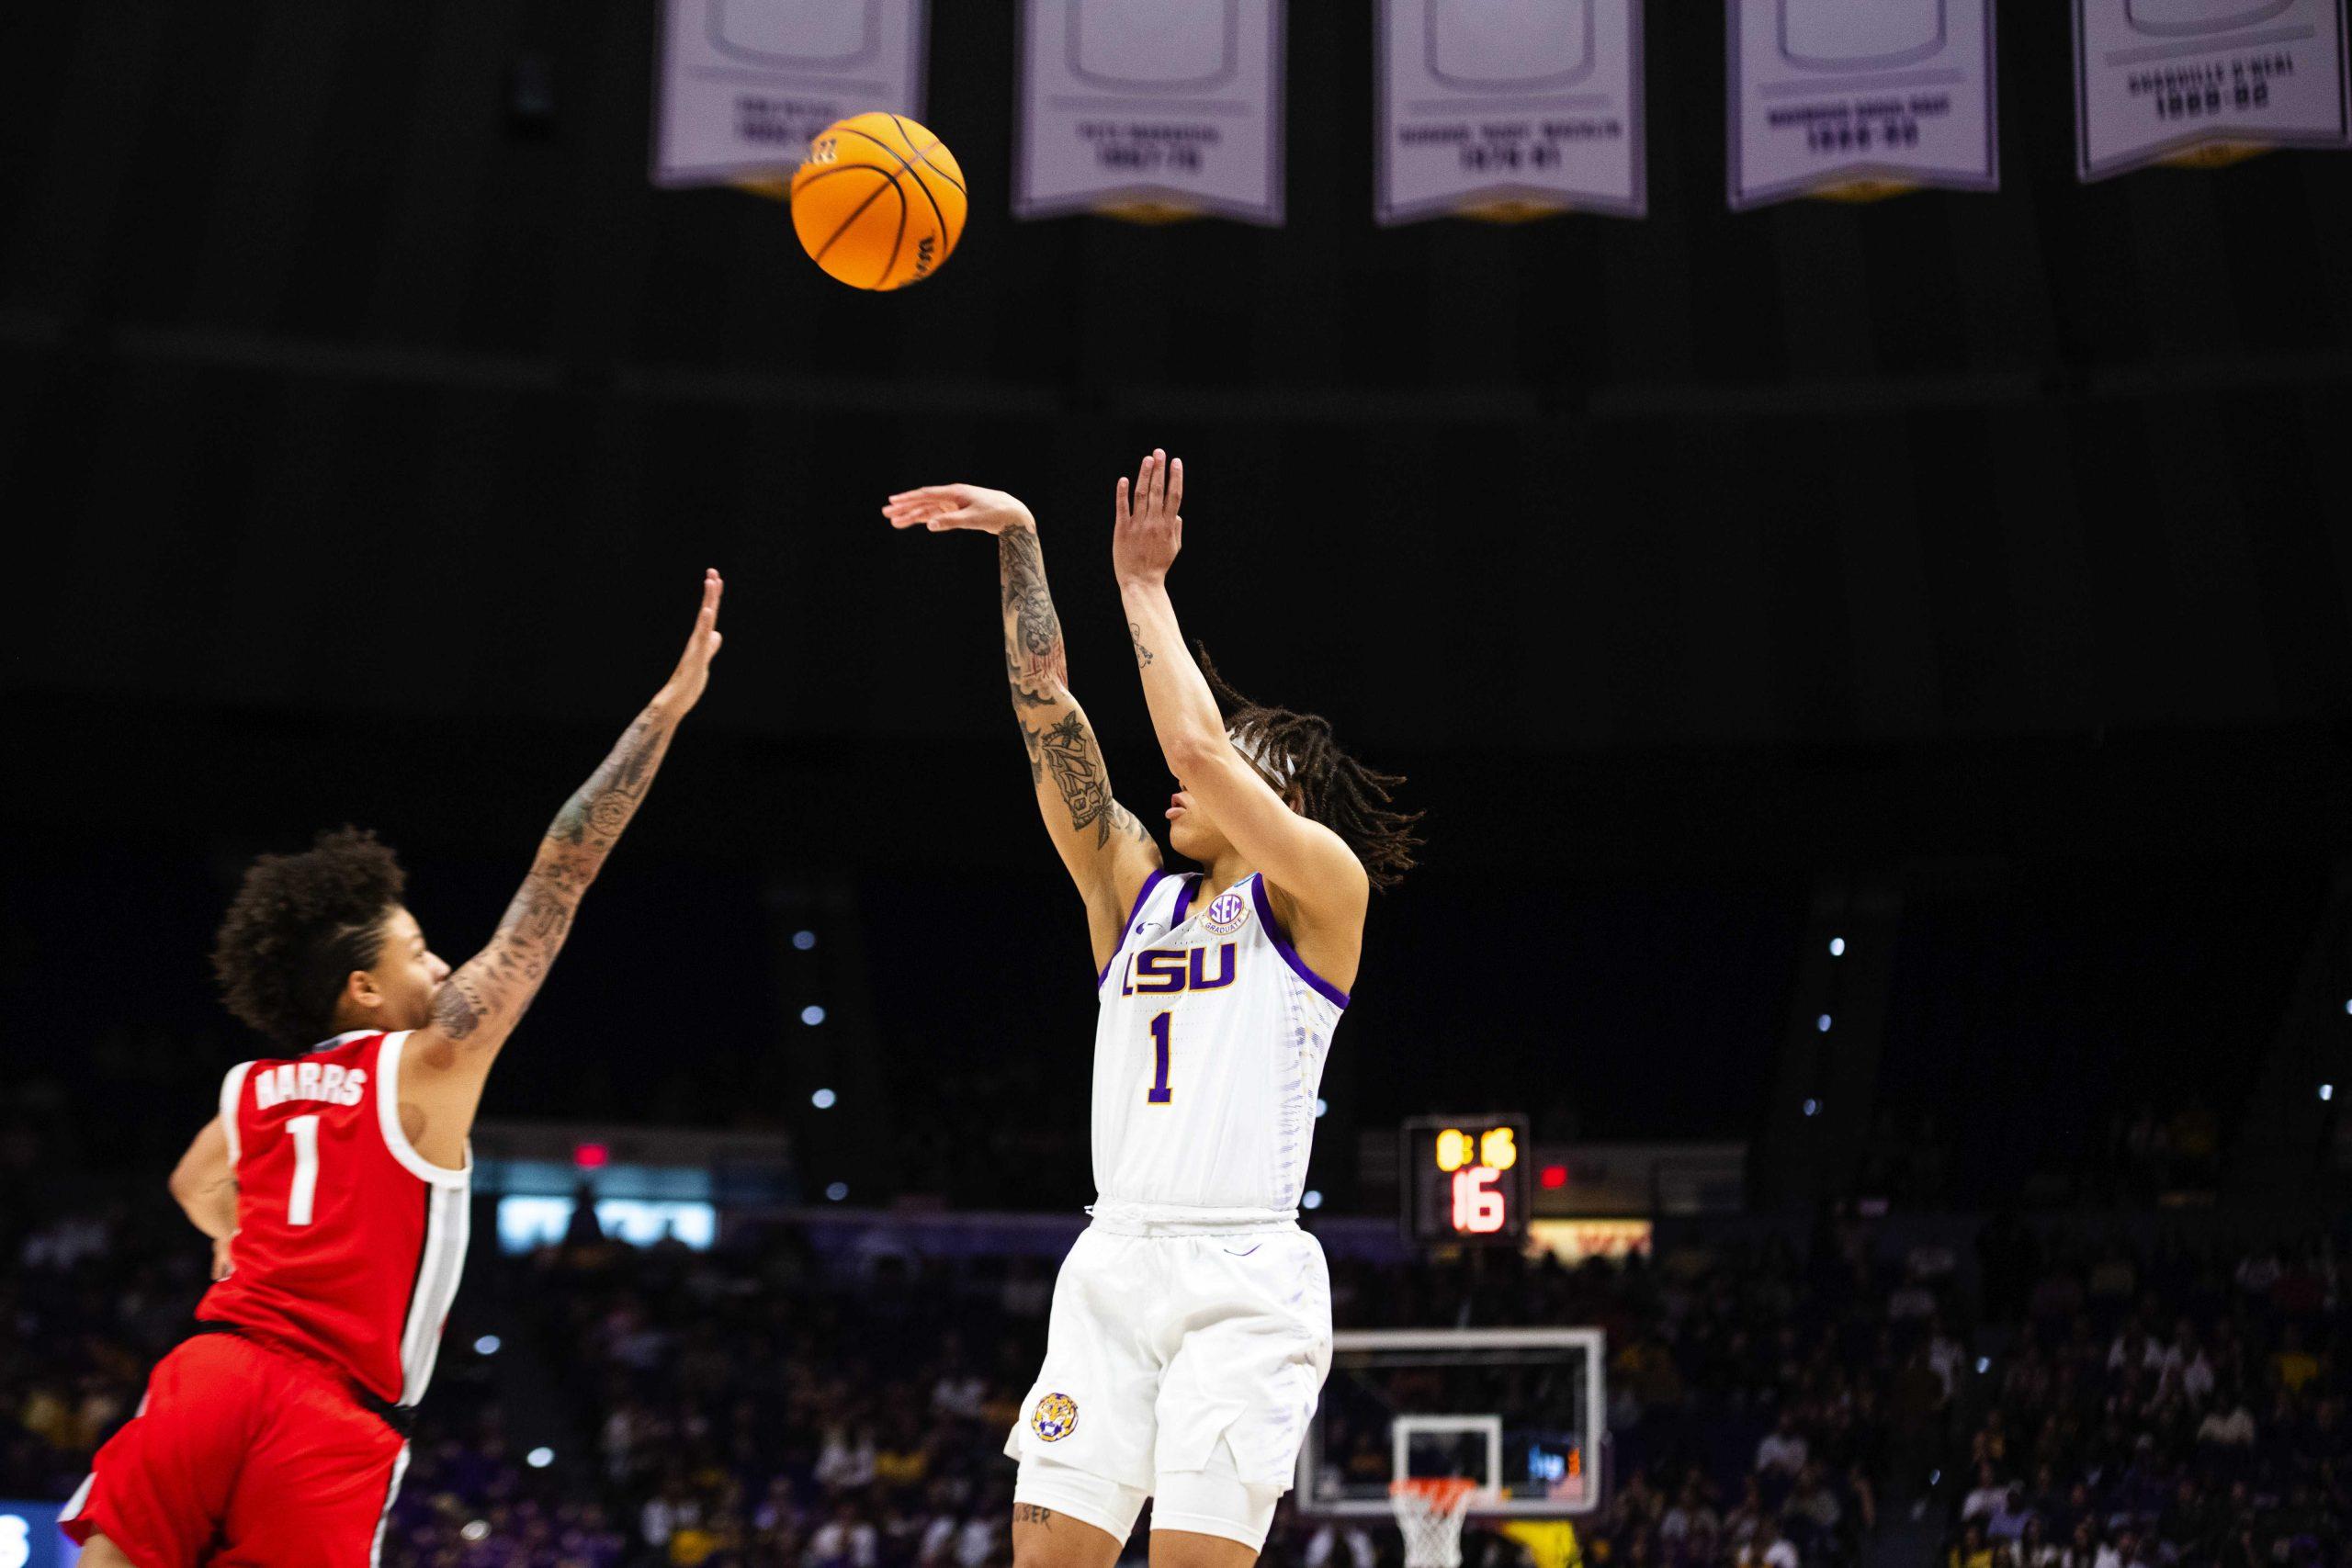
[
  {"x1": 1196, "y1": 644, "x2": 1421, "y2": 890},
  {"x1": 211, "y1": 827, "x2": 408, "y2": 1049}
]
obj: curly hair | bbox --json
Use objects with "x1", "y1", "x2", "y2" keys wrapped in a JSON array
[
  {"x1": 211, "y1": 827, "x2": 407, "y2": 1049},
  {"x1": 1195, "y1": 644, "x2": 1421, "y2": 890}
]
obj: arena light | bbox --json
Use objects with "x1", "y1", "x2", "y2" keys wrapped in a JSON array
[
  {"x1": 462, "y1": 1522, "x2": 490, "y2": 1542},
  {"x1": 1302, "y1": 1190, "x2": 1324, "y2": 1210},
  {"x1": 1802, "y1": 1099, "x2": 1821, "y2": 1117},
  {"x1": 474, "y1": 1335, "x2": 502, "y2": 1356},
  {"x1": 800, "y1": 1004, "x2": 827, "y2": 1025},
  {"x1": 2324, "y1": 1084, "x2": 2335, "y2": 1102},
  {"x1": 526, "y1": 1448, "x2": 555, "y2": 1469},
  {"x1": 572, "y1": 1142, "x2": 609, "y2": 1169},
  {"x1": 1539, "y1": 1164, "x2": 1568, "y2": 1190},
  {"x1": 825, "y1": 1181, "x2": 849, "y2": 1201},
  {"x1": 1828, "y1": 937, "x2": 1846, "y2": 956},
  {"x1": 1815, "y1": 1014, "x2": 1832, "y2": 1032},
  {"x1": 1315, "y1": 1098, "x2": 1329, "y2": 1118},
  {"x1": 811, "y1": 1088, "x2": 837, "y2": 1110},
  {"x1": 794, "y1": 930, "x2": 818, "y2": 950}
]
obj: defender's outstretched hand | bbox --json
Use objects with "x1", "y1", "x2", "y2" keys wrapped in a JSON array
[
  {"x1": 662, "y1": 569, "x2": 726, "y2": 713},
  {"x1": 884, "y1": 483, "x2": 1036, "y2": 536},
  {"x1": 1113, "y1": 449, "x2": 1182, "y2": 588}
]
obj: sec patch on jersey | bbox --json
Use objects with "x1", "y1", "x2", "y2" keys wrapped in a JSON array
[
  {"x1": 1030, "y1": 1392, "x2": 1079, "y2": 1442},
  {"x1": 1200, "y1": 890, "x2": 1251, "y2": 935}
]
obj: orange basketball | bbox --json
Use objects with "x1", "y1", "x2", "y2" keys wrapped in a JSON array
[{"x1": 789, "y1": 113, "x2": 967, "y2": 291}]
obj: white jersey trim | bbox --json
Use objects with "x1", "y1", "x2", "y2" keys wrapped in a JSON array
[
  {"x1": 219, "y1": 1062, "x2": 254, "y2": 1168},
  {"x1": 371, "y1": 1441, "x2": 412, "y2": 1568},
  {"x1": 374, "y1": 1031, "x2": 472, "y2": 1189},
  {"x1": 398, "y1": 1181, "x2": 470, "y2": 1404}
]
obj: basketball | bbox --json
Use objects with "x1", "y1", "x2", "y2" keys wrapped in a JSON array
[{"x1": 790, "y1": 113, "x2": 967, "y2": 291}]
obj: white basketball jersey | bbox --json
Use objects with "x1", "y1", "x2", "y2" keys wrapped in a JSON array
[{"x1": 1091, "y1": 870, "x2": 1347, "y2": 1217}]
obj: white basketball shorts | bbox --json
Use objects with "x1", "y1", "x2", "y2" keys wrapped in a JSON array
[{"x1": 1006, "y1": 1223, "x2": 1333, "y2": 1548}]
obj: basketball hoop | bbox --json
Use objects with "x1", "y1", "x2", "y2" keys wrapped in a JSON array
[{"x1": 1389, "y1": 1478, "x2": 1484, "y2": 1568}]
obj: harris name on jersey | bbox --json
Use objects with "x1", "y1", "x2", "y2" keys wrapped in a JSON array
[{"x1": 250, "y1": 1060, "x2": 368, "y2": 1110}]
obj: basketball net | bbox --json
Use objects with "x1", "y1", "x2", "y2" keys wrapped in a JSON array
[{"x1": 1389, "y1": 1478, "x2": 1485, "y2": 1568}]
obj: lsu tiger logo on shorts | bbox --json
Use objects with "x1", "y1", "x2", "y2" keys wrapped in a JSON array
[{"x1": 1030, "y1": 1392, "x2": 1079, "y2": 1442}]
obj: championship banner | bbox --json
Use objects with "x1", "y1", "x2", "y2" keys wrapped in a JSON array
[
  {"x1": 1015, "y1": 0, "x2": 1286, "y2": 224},
  {"x1": 1726, "y1": 0, "x2": 1999, "y2": 209},
  {"x1": 653, "y1": 0, "x2": 929, "y2": 187},
  {"x1": 1375, "y1": 0, "x2": 1646, "y2": 224},
  {"x1": 2074, "y1": 0, "x2": 2351, "y2": 181}
]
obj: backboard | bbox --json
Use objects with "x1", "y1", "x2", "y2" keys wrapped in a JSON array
[{"x1": 1298, "y1": 1327, "x2": 1606, "y2": 1518}]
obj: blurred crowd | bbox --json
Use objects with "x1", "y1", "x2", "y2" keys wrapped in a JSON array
[
  {"x1": 8, "y1": 1189, "x2": 2350, "y2": 1568},
  {"x1": 1940, "y1": 1223, "x2": 2348, "y2": 1568}
]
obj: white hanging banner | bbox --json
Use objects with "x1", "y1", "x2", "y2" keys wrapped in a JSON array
[
  {"x1": 1727, "y1": 0, "x2": 1999, "y2": 209},
  {"x1": 2074, "y1": 0, "x2": 2351, "y2": 181},
  {"x1": 1015, "y1": 0, "x2": 1286, "y2": 223},
  {"x1": 653, "y1": 0, "x2": 929, "y2": 187},
  {"x1": 1376, "y1": 0, "x2": 1646, "y2": 224}
]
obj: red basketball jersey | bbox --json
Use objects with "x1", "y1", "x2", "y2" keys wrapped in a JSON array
[{"x1": 197, "y1": 1030, "x2": 471, "y2": 1409}]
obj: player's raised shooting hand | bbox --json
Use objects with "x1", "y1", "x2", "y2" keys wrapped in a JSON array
[
  {"x1": 1113, "y1": 449, "x2": 1182, "y2": 589},
  {"x1": 658, "y1": 569, "x2": 726, "y2": 714},
  {"x1": 884, "y1": 483, "x2": 1037, "y2": 536}
]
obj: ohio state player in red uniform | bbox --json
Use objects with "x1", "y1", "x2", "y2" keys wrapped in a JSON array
[{"x1": 63, "y1": 570, "x2": 725, "y2": 1568}]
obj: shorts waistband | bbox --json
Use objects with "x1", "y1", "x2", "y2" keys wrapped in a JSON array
[
  {"x1": 189, "y1": 1321, "x2": 416, "y2": 1438},
  {"x1": 1084, "y1": 1199, "x2": 1299, "y2": 1237}
]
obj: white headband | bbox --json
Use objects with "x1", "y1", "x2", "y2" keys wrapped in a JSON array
[{"x1": 1229, "y1": 728, "x2": 1295, "y2": 788}]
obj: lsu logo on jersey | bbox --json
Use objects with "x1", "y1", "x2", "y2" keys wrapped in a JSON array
[
  {"x1": 1031, "y1": 1392, "x2": 1079, "y2": 1442},
  {"x1": 1201, "y1": 890, "x2": 1251, "y2": 935},
  {"x1": 1119, "y1": 943, "x2": 1237, "y2": 996}
]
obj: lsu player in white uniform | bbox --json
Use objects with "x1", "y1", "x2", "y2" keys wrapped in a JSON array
[{"x1": 886, "y1": 452, "x2": 1419, "y2": 1568}]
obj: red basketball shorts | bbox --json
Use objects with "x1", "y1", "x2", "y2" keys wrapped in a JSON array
[{"x1": 62, "y1": 1331, "x2": 407, "y2": 1568}]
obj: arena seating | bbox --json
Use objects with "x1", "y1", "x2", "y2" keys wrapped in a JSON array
[{"x1": 8, "y1": 1189, "x2": 2347, "y2": 1567}]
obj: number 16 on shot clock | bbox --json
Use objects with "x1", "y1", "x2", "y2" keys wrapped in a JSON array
[{"x1": 1400, "y1": 1114, "x2": 1532, "y2": 1246}]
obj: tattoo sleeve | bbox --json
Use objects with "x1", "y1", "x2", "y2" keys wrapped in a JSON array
[
  {"x1": 1000, "y1": 527, "x2": 1069, "y2": 694},
  {"x1": 429, "y1": 703, "x2": 682, "y2": 1044},
  {"x1": 996, "y1": 528, "x2": 1148, "y2": 852}
]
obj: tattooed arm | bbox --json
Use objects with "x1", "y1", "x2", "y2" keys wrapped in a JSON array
[
  {"x1": 885, "y1": 483, "x2": 1161, "y2": 971},
  {"x1": 399, "y1": 570, "x2": 726, "y2": 1168}
]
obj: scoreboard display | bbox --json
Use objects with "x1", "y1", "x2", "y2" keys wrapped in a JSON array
[{"x1": 1400, "y1": 1114, "x2": 1532, "y2": 1246}]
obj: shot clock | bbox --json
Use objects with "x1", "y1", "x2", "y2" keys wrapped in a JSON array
[{"x1": 1400, "y1": 1114, "x2": 1532, "y2": 1246}]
